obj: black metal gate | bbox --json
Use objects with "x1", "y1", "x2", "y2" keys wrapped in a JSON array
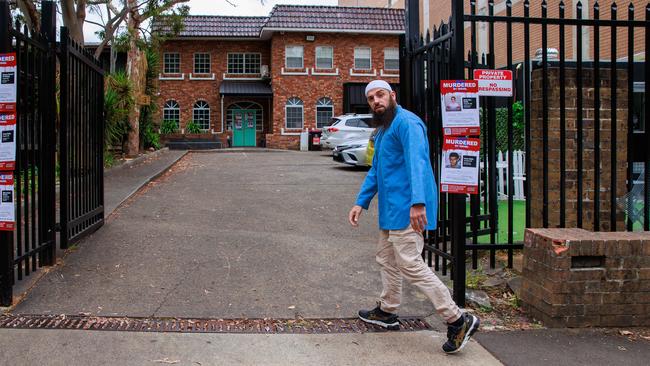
[
  {"x1": 0, "y1": 0, "x2": 104, "y2": 306},
  {"x1": 59, "y1": 28, "x2": 105, "y2": 249},
  {"x1": 401, "y1": 0, "x2": 650, "y2": 306}
]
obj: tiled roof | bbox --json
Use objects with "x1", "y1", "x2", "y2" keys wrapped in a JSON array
[
  {"x1": 153, "y1": 5, "x2": 404, "y2": 38},
  {"x1": 155, "y1": 16, "x2": 268, "y2": 38},
  {"x1": 264, "y1": 5, "x2": 404, "y2": 32}
]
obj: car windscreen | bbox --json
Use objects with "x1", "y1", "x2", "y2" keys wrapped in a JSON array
[{"x1": 359, "y1": 118, "x2": 372, "y2": 128}]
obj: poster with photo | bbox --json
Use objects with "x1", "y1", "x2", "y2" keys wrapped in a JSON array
[
  {"x1": 0, "y1": 53, "x2": 17, "y2": 114},
  {"x1": 440, "y1": 137, "x2": 480, "y2": 194},
  {"x1": 235, "y1": 114, "x2": 242, "y2": 129},
  {"x1": 0, "y1": 173, "x2": 15, "y2": 231},
  {"x1": 440, "y1": 80, "x2": 480, "y2": 136},
  {"x1": 247, "y1": 112, "x2": 254, "y2": 128},
  {"x1": 0, "y1": 112, "x2": 16, "y2": 170}
]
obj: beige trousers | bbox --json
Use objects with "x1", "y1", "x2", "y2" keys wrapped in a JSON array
[{"x1": 376, "y1": 225, "x2": 462, "y2": 323}]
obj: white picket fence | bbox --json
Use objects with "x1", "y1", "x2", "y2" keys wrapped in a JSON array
[{"x1": 481, "y1": 150, "x2": 526, "y2": 200}]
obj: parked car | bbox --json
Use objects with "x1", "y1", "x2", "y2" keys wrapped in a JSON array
[
  {"x1": 321, "y1": 114, "x2": 374, "y2": 150},
  {"x1": 332, "y1": 130, "x2": 377, "y2": 167}
]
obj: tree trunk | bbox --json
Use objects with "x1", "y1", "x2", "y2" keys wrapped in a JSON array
[{"x1": 125, "y1": 3, "x2": 145, "y2": 157}]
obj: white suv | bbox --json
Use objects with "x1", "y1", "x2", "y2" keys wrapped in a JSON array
[{"x1": 321, "y1": 114, "x2": 374, "y2": 150}]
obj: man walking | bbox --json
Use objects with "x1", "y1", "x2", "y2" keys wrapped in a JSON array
[{"x1": 348, "y1": 80, "x2": 479, "y2": 354}]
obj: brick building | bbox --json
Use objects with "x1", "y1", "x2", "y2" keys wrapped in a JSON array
[{"x1": 153, "y1": 5, "x2": 404, "y2": 149}]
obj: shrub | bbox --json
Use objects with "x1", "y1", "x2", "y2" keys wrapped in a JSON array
[
  {"x1": 160, "y1": 119, "x2": 179, "y2": 134},
  {"x1": 185, "y1": 120, "x2": 201, "y2": 134},
  {"x1": 480, "y1": 101, "x2": 525, "y2": 154},
  {"x1": 104, "y1": 72, "x2": 134, "y2": 149}
]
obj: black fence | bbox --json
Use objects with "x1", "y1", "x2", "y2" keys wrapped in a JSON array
[
  {"x1": 0, "y1": 0, "x2": 104, "y2": 306},
  {"x1": 59, "y1": 28, "x2": 105, "y2": 249},
  {"x1": 0, "y1": 1, "x2": 57, "y2": 306},
  {"x1": 401, "y1": 0, "x2": 650, "y2": 306}
]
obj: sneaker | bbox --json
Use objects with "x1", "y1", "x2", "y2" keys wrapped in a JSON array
[
  {"x1": 358, "y1": 302, "x2": 400, "y2": 330},
  {"x1": 442, "y1": 313, "x2": 480, "y2": 354}
]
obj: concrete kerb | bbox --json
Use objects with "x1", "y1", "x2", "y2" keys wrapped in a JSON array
[{"x1": 104, "y1": 147, "x2": 172, "y2": 174}]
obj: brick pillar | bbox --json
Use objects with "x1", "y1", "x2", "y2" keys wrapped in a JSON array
[{"x1": 529, "y1": 67, "x2": 629, "y2": 231}]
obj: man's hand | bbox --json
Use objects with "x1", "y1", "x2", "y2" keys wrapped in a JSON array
[
  {"x1": 349, "y1": 205, "x2": 363, "y2": 227},
  {"x1": 410, "y1": 204, "x2": 427, "y2": 232}
]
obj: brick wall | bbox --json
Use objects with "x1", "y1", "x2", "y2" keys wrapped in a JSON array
[
  {"x1": 522, "y1": 228, "x2": 650, "y2": 327},
  {"x1": 266, "y1": 32, "x2": 399, "y2": 149},
  {"x1": 529, "y1": 67, "x2": 628, "y2": 232}
]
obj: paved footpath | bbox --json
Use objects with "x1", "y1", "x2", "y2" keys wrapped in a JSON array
[{"x1": 1, "y1": 149, "x2": 500, "y2": 365}]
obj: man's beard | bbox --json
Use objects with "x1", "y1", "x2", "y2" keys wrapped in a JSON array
[{"x1": 371, "y1": 98, "x2": 397, "y2": 129}]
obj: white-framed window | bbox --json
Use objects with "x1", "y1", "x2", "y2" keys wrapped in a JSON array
[
  {"x1": 192, "y1": 100, "x2": 210, "y2": 130},
  {"x1": 316, "y1": 97, "x2": 334, "y2": 128},
  {"x1": 384, "y1": 48, "x2": 399, "y2": 71},
  {"x1": 315, "y1": 46, "x2": 333, "y2": 69},
  {"x1": 226, "y1": 102, "x2": 264, "y2": 131},
  {"x1": 163, "y1": 100, "x2": 180, "y2": 127},
  {"x1": 285, "y1": 97, "x2": 304, "y2": 129},
  {"x1": 354, "y1": 47, "x2": 372, "y2": 70},
  {"x1": 163, "y1": 53, "x2": 180, "y2": 74},
  {"x1": 285, "y1": 46, "x2": 304, "y2": 69},
  {"x1": 227, "y1": 53, "x2": 261, "y2": 74},
  {"x1": 194, "y1": 53, "x2": 211, "y2": 74}
]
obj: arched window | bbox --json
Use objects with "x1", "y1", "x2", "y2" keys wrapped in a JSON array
[
  {"x1": 316, "y1": 97, "x2": 334, "y2": 128},
  {"x1": 163, "y1": 100, "x2": 180, "y2": 128},
  {"x1": 285, "y1": 97, "x2": 303, "y2": 129},
  {"x1": 193, "y1": 100, "x2": 210, "y2": 130},
  {"x1": 226, "y1": 102, "x2": 263, "y2": 131}
]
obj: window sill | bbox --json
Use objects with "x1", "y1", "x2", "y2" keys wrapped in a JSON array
[
  {"x1": 281, "y1": 68, "x2": 309, "y2": 76},
  {"x1": 159, "y1": 73, "x2": 185, "y2": 80},
  {"x1": 281, "y1": 128, "x2": 305, "y2": 135},
  {"x1": 349, "y1": 68, "x2": 377, "y2": 77},
  {"x1": 311, "y1": 68, "x2": 339, "y2": 76},
  {"x1": 380, "y1": 69, "x2": 400, "y2": 77},
  {"x1": 189, "y1": 73, "x2": 215, "y2": 80}
]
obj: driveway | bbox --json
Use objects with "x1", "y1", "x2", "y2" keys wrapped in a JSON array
[{"x1": 14, "y1": 151, "x2": 438, "y2": 323}]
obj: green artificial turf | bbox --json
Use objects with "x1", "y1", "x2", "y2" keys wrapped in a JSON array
[{"x1": 465, "y1": 200, "x2": 526, "y2": 244}]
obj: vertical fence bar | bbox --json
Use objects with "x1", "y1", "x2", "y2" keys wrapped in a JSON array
[
  {"x1": 559, "y1": 1, "x2": 567, "y2": 227},
  {"x1": 593, "y1": 2, "x2": 601, "y2": 231},
  {"x1": 610, "y1": 3, "x2": 618, "y2": 231},
  {"x1": 0, "y1": 0, "x2": 14, "y2": 306},
  {"x1": 470, "y1": 0, "x2": 479, "y2": 269},
  {"x1": 451, "y1": 0, "x2": 466, "y2": 307},
  {"x1": 60, "y1": 27, "x2": 69, "y2": 249},
  {"x1": 506, "y1": 0, "x2": 514, "y2": 268},
  {"x1": 542, "y1": 0, "x2": 549, "y2": 228},
  {"x1": 576, "y1": 1, "x2": 584, "y2": 228},
  {"x1": 15, "y1": 22, "x2": 23, "y2": 280},
  {"x1": 488, "y1": 0, "x2": 497, "y2": 268},
  {"x1": 643, "y1": 4, "x2": 650, "y2": 231},
  {"x1": 626, "y1": 3, "x2": 634, "y2": 231},
  {"x1": 645, "y1": 4, "x2": 650, "y2": 231},
  {"x1": 524, "y1": 0, "x2": 531, "y2": 228}
]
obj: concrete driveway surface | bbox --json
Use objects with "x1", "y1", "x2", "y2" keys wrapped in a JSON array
[{"x1": 14, "y1": 151, "x2": 441, "y2": 320}]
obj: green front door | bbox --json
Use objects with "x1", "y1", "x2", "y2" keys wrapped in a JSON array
[{"x1": 232, "y1": 109, "x2": 257, "y2": 147}]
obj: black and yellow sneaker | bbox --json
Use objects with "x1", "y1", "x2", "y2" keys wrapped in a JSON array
[
  {"x1": 442, "y1": 313, "x2": 480, "y2": 354},
  {"x1": 358, "y1": 303, "x2": 400, "y2": 330}
]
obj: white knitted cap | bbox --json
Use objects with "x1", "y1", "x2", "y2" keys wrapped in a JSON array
[{"x1": 365, "y1": 80, "x2": 392, "y2": 96}]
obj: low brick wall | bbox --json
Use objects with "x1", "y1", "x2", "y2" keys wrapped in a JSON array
[{"x1": 521, "y1": 228, "x2": 650, "y2": 327}]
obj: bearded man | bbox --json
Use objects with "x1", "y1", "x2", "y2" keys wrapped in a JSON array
[{"x1": 348, "y1": 80, "x2": 480, "y2": 354}]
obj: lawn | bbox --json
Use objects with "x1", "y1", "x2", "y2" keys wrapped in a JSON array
[{"x1": 466, "y1": 200, "x2": 526, "y2": 244}]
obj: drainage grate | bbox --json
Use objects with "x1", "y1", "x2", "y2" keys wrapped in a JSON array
[{"x1": 0, "y1": 314, "x2": 431, "y2": 334}]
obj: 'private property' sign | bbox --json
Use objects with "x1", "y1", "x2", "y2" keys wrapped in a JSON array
[{"x1": 473, "y1": 69, "x2": 513, "y2": 97}]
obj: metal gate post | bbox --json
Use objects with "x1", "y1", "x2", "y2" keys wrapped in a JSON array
[
  {"x1": 400, "y1": 0, "x2": 420, "y2": 111},
  {"x1": 450, "y1": 0, "x2": 467, "y2": 307},
  {"x1": 0, "y1": 0, "x2": 14, "y2": 306}
]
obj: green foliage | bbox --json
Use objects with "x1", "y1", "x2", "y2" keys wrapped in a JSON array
[
  {"x1": 185, "y1": 120, "x2": 201, "y2": 134},
  {"x1": 466, "y1": 270, "x2": 486, "y2": 290},
  {"x1": 139, "y1": 47, "x2": 162, "y2": 150},
  {"x1": 104, "y1": 71, "x2": 134, "y2": 149},
  {"x1": 480, "y1": 101, "x2": 525, "y2": 153},
  {"x1": 104, "y1": 152, "x2": 116, "y2": 168},
  {"x1": 160, "y1": 119, "x2": 179, "y2": 134}
]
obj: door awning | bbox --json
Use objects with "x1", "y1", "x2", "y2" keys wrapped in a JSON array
[{"x1": 219, "y1": 81, "x2": 273, "y2": 96}]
